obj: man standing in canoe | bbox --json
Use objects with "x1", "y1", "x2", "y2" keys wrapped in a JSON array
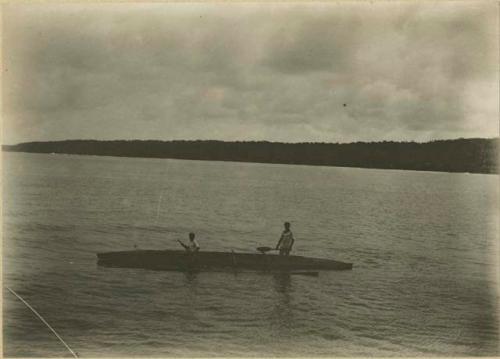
[
  {"x1": 178, "y1": 232, "x2": 200, "y2": 252},
  {"x1": 276, "y1": 222, "x2": 294, "y2": 256}
]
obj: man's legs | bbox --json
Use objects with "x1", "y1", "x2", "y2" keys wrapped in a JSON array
[{"x1": 279, "y1": 248, "x2": 291, "y2": 256}]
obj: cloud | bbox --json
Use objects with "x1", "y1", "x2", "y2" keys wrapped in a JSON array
[{"x1": 2, "y1": 2, "x2": 498, "y2": 144}]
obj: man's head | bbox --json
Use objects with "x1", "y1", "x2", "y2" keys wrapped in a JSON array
[
  {"x1": 189, "y1": 232, "x2": 195, "y2": 241},
  {"x1": 284, "y1": 222, "x2": 291, "y2": 230}
]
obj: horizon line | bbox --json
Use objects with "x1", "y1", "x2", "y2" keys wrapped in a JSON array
[{"x1": 4, "y1": 136, "x2": 499, "y2": 147}]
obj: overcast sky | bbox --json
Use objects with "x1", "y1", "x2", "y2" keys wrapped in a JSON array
[{"x1": 3, "y1": 2, "x2": 499, "y2": 144}]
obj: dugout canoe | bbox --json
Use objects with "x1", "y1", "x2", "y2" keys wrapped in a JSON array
[{"x1": 96, "y1": 250, "x2": 353, "y2": 272}]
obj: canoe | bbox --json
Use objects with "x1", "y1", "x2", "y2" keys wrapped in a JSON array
[{"x1": 96, "y1": 249, "x2": 353, "y2": 272}]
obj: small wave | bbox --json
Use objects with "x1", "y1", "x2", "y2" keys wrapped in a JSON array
[{"x1": 320, "y1": 333, "x2": 342, "y2": 341}]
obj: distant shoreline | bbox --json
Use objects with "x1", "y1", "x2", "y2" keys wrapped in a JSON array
[{"x1": 3, "y1": 138, "x2": 498, "y2": 174}]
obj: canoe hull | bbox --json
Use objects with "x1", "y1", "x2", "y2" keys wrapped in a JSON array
[{"x1": 97, "y1": 250, "x2": 353, "y2": 272}]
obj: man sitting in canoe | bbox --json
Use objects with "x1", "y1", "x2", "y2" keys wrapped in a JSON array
[
  {"x1": 276, "y1": 222, "x2": 294, "y2": 256},
  {"x1": 178, "y1": 232, "x2": 200, "y2": 252}
]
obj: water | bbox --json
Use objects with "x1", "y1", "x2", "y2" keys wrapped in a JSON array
[{"x1": 2, "y1": 152, "x2": 499, "y2": 357}]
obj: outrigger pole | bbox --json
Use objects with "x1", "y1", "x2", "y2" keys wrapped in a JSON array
[{"x1": 6, "y1": 287, "x2": 79, "y2": 358}]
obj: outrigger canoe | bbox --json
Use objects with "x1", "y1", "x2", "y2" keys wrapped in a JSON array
[{"x1": 96, "y1": 249, "x2": 353, "y2": 272}]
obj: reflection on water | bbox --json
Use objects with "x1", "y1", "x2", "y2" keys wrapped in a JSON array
[
  {"x1": 183, "y1": 271, "x2": 199, "y2": 285},
  {"x1": 273, "y1": 273, "x2": 292, "y2": 295},
  {"x1": 270, "y1": 273, "x2": 294, "y2": 333}
]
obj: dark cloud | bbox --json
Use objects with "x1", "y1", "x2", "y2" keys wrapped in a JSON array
[
  {"x1": 2, "y1": 2, "x2": 498, "y2": 144},
  {"x1": 262, "y1": 15, "x2": 358, "y2": 74}
]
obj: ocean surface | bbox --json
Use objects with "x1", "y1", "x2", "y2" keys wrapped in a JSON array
[{"x1": 2, "y1": 151, "x2": 499, "y2": 357}]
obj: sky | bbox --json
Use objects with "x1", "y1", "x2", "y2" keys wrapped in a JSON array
[{"x1": 2, "y1": 2, "x2": 499, "y2": 144}]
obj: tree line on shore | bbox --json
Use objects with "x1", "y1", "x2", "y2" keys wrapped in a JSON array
[{"x1": 3, "y1": 138, "x2": 498, "y2": 174}]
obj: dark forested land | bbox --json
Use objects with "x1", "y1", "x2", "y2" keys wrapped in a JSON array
[{"x1": 3, "y1": 138, "x2": 498, "y2": 174}]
